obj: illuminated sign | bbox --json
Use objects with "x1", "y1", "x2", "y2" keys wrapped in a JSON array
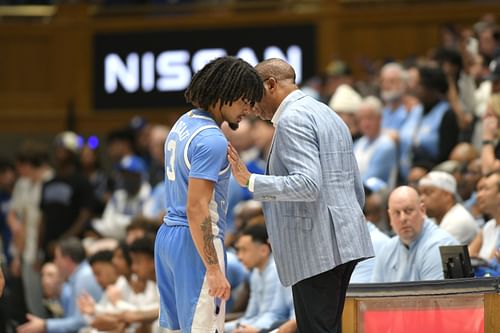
[{"x1": 93, "y1": 25, "x2": 316, "y2": 110}]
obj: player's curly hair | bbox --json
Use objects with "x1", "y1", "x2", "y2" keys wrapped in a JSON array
[{"x1": 185, "y1": 56, "x2": 263, "y2": 110}]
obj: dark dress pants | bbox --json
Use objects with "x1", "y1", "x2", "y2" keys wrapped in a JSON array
[{"x1": 292, "y1": 260, "x2": 358, "y2": 333}]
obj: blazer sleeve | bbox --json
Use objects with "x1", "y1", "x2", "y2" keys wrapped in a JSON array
[
  {"x1": 253, "y1": 112, "x2": 321, "y2": 202},
  {"x1": 353, "y1": 152, "x2": 365, "y2": 209}
]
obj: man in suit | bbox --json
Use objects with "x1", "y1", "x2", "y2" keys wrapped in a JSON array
[{"x1": 228, "y1": 58, "x2": 374, "y2": 333}]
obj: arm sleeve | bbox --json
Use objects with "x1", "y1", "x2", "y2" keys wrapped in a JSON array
[
  {"x1": 46, "y1": 268, "x2": 103, "y2": 332},
  {"x1": 241, "y1": 268, "x2": 290, "y2": 330},
  {"x1": 253, "y1": 113, "x2": 321, "y2": 202},
  {"x1": 46, "y1": 279, "x2": 89, "y2": 333},
  {"x1": 253, "y1": 281, "x2": 290, "y2": 329},
  {"x1": 353, "y1": 148, "x2": 365, "y2": 208},
  {"x1": 248, "y1": 279, "x2": 290, "y2": 329},
  {"x1": 46, "y1": 316, "x2": 86, "y2": 333},
  {"x1": 9, "y1": 180, "x2": 23, "y2": 213},
  {"x1": 188, "y1": 133, "x2": 228, "y2": 182},
  {"x1": 241, "y1": 272, "x2": 259, "y2": 321},
  {"x1": 363, "y1": 140, "x2": 397, "y2": 183},
  {"x1": 419, "y1": 237, "x2": 458, "y2": 280},
  {"x1": 419, "y1": 246, "x2": 446, "y2": 280},
  {"x1": 370, "y1": 239, "x2": 395, "y2": 283},
  {"x1": 76, "y1": 177, "x2": 95, "y2": 211},
  {"x1": 438, "y1": 110, "x2": 459, "y2": 163},
  {"x1": 39, "y1": 183, "x2": 47, "y2": 211},
  {"x1": 458, "y1": 73, "x2": 477, "y2": 115},
  {"x1": 370, "y1": 252, "x2": 385, "y2": 283}
]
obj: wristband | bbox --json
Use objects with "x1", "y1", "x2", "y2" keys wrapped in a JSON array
[{"x1": 482, "y1": 140, "x2": 495, "y2": 146}]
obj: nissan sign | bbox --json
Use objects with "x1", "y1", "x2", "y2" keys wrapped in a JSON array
[{"x1": 93, "y1": 24, "x2": 316, "y2": 110}]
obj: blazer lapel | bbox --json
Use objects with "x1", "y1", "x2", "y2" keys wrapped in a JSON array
[
  {"x1": 266, "y1": 134, "x2": 276, "y2": 175},
  {"x1": 265, "y1": 90, "x2": 308, "y2": 175}
]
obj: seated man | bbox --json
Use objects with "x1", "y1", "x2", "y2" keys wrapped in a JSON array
[
  {"x1": 120, "y1": 235, "x2": 160, "y2": 332},
  {"x1": 372, "y1": 186, "x2": 458, "y2": 282},
  {"x1": 41, "y1": 262, "x2": 64, "y2": 318},
  {"x1": 459, "y1": 158, "x2": 483, "y2": 222},
  {"x1": 18, "y1": 237, "x2": 103, "y2": 333},
  {"x1": 379, "y1": 62, "x2": 411, "y2": 135},
  {"x1": 328, "y1": 84, "x2": 362, "y2": 141},
  {"x1": 419, "y1": 171, "x2": 478, "y2": 244},
  {"x1": 226, "y1": 250, "x2": 249, "y2": 314},
  {"x1": 469, "y1": 172, "x2": 500, "y2": 261},
  {"x1": 78, "y1": 250, "x2": 122, "y2": 330},
  {"x1": 83, "y1": 241, "x2": 158, "y2": 332},
  {"x1": 225, "y1": 224, "x2": 290, "y2": 333},
  {"x1": 353, "y1": 96, "x2": 398, "y2": 186},
  {"x1": 350, "y1": 186, "x2": 390, "y2": 283},
  {"x1": 92, "y1": 155, "x2": 151, "y2": 240},
  {"x1": 266, "y1": 289, "x2": 295, "y2": 333}
]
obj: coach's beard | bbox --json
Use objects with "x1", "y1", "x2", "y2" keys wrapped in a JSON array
[{"x1": 228, "y1": 122, "x2": 239, "y2": 130}]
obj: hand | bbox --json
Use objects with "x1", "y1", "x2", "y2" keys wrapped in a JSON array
[
  {"x1": 493, "y1": 160, "x2": 500, "y2": 172},
  {"x1": 90, "y1": 314, "x2": 123, "y2": 331},
  {"x1": 7, "y1": 214, "x2": 26, "y2": 252},
  {"x1": 206, "y1": 266, "x2": 231, "y2": 301},
  {"x1": 482, "y1": 114, "x2": 499, "y2": 141},
  {"x1": 106, "y1": 284, "x2": 123, "y2": 305},
  {"x1": 119, "y1": 311, "x2": 142, "y2": 324},
  {"x1": 77, "y1": 292, "x2": 96, "y2": 315},
  {"x1": 403, "y1": 95, "x2": 419, "y2": 112},
  {"x1": 233, "y1": 324, "x2": 260, "y2": 333},
  {"x1": 10, "y1": 256, "x2": 22, "y2": 277},
  {"x1": 384, "y1": 129, "x2": 399, "y2": 144},
  {"x1": 277, "y1": 319, "x2": 297, "y2": 333},
  {"x1": 462, "y1": 113, "x2": 473, "y2": 129},
  {"x1": 0, "y1": 269, "x2": 4, "y2": 298},
  {"x1": 17, "y1": 314, "x2": 46, "y2": 333},
  {"x1": 227, "y1": 144, "x2": 251, "y2": 187}
]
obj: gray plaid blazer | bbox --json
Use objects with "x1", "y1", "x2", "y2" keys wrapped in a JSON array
[{"x1": 253, "y1": 90, "x2": 374, "y2": 287}]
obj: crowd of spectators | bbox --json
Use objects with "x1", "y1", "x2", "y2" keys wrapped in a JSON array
[{"x1": 0, "y1": 11, "x2": 499, "y2": 333}]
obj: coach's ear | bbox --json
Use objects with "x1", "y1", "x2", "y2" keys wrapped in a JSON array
[{"x1": 264, "y1": 77, "x2": 278, "y2": 92}]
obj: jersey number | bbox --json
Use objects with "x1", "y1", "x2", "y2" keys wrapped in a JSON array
[{"x1": 166, "y1": 140, "x2": 176, "y2": 181}]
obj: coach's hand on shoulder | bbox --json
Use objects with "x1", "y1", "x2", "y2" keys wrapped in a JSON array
[
  {"x1": 227, "y1": 144, "x2": 251, "y2": 187},
  {"x1": 206, "y1": 265, "x2": 231, "y2": 301}
]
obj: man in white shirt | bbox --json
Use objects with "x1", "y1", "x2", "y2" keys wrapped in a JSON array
[
  {"x1": 419, "y1": 171, "x2": 478, "y2": 244},
  {"x1": 469, "y1": 172, "x2": 500, "y2": 261}
]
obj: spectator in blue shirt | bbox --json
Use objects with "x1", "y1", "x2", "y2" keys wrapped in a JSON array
[
  {"x1": 372, "y1": 186, "x2": 458, "y2": 282},
  {"x1": 353, "y1": 96, "x2": 398, "y2": 187},
  {"x1": 18, "y1": 237, "x2": 102, "y2": 333},
  {"x1": 380, "y1": 62, "x2": 411, "y2": 136},
  {"x1": 350, "y1": 185, "x2": 391, "y2": 283},
  {"x1": 225, "y1": 224, "x2": 290, "y2": 333},
  {"x1": 226, "y1": 250, "x2": 249, "y2": 313}
]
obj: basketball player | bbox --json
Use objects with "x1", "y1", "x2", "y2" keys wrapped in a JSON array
[{"x1": 154, "y1": 56, "x2": 263, "y2": 333}]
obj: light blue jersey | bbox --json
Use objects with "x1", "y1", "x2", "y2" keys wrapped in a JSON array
[
  {"x1": 163, "y1": 109, "x2": 230, "y2": 239},
  {"x1": 156, "y1": 109, "x2": 231, "y2": 332}
]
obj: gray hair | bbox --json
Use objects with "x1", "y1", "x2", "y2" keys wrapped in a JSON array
[
  {"x1": 359, "y1": 96, "x2": 383, "y2": 115},
  {"x1": 380, "y1": 62, "x2": 408, "y2": 83}
]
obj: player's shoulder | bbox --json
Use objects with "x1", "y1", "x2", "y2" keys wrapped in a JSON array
[
  {"x1": 190, "y1": 126, "x2": 227, "y2": 152},
  {"x1": 193, "y1": 125, "x2": 226, "y2": 141}
]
